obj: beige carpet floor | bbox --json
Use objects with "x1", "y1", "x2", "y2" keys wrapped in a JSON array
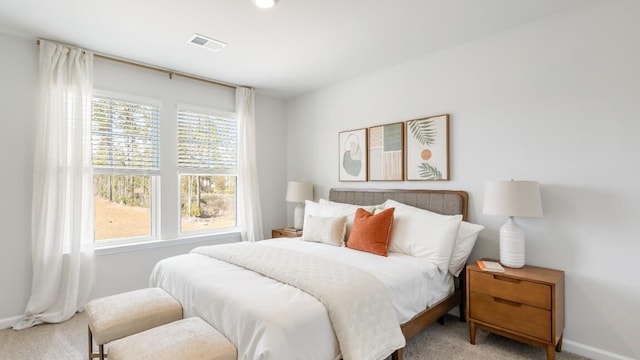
[{"x1": 0, "y1": 313, "x2": 590, "y2": 360}]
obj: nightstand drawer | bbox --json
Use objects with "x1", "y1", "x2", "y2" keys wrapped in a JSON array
[
  {"x1": 470, "y1": 270, "x2": 551, "y2": 309},
  {"x1": 272, "y1": 228, "x2": 302, "y2": 238},
  {"x1": 469, "y1": 292, "x2": 551, "y2": 341}
]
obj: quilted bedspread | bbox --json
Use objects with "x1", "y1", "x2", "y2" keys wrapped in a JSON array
[{"x1": 192, "y1": 242, "x2": 406, "y2": 360}]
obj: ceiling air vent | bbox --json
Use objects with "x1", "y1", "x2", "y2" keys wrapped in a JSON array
[{"x1": 188, "y1": 33, "x2": 227, "y2": 52}]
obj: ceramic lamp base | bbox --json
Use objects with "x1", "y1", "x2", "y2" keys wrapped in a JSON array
[
  {"x1": 293, "y1": 203, "x2": 304, "y2": 230},
  {"x1": 499, "y1": 217, "x2": 525, "y2": 268}
]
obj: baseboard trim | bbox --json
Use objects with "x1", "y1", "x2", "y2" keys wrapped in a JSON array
[
  {"x1": 0, "y1": 314, "x2": 22, "y2": 330},
  {"x1": 564, "y1": 340, "x2": 636, "y2": 360}
]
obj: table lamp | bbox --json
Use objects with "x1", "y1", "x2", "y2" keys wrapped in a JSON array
[
  {"x1": 483, "y1": 179, "x2": 543, "y2": 268},
  {"x1": 286, "y1": 181, "x2": 313, "y2": 230}
]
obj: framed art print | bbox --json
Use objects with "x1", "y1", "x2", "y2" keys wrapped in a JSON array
[
  {"x1": 368, "y1": 122, "x2": 404, "y2": 181},
  {"x1": 339, "y1": 128, "x2": 367, "y2": 181},
  {"x1": 406, "y1": 114, "x2": 449, "y2": 180}
]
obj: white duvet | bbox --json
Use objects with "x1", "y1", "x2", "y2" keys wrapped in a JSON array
[{"x1": 149, "y1": 239, "x2": 453, "y2": 360}]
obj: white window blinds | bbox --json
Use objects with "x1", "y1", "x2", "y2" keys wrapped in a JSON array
[
  {"x1": 91, "y1": 95, "x2": 160, "y2": 170},
  {"x1": 177, "y1": 109, "x2": 237, "y2": 173}
]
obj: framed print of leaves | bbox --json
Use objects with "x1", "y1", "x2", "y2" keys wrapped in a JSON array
[
  {"x1": 339, "y1": 128, "x2": 367, "y2": 181},
  {"x1": 406, "y1": 114, "x2": 449, "y2": 180},
  {"x1": 368, "y1": 122, "x2": 404, "y2": 181}
]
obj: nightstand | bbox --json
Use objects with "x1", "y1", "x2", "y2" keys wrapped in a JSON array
[
  {"x1": 271, "y1": 228, "x2": 302, "y2": 238},
  {"x1": 466, "y1": 263, "x2": 565, "y2": 360}
]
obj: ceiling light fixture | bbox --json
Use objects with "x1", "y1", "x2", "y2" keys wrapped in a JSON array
[
  {"x1": 187, "y1": 33, "x2": 227, "y2": 52},
  {"x1": 252, "y1": 0, "x2": 278, "y2": 9}
]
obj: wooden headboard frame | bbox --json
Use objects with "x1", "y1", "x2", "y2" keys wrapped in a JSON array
[{"x1": 328, "y1": 188, "x2": 469, "y2": 360}]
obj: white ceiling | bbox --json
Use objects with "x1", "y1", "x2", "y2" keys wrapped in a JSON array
[{"x1": 0, "y1": 0, "x2": 590, "y2": 99}]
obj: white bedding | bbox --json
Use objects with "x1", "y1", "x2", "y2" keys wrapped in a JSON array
[
  {"x1": 193, "y1": 242, "x2": 405, "y2": 360},
  {"x1": 149, "y1": 238, "x2": 454, "y2": 360}
]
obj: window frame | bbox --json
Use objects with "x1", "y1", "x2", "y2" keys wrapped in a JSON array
[
  {"x1": 176, "y1": 103, "x2": 238, "y2": 237},
  {"x1": 92, "y1": 90, "x2": 162, "y2": 247}
]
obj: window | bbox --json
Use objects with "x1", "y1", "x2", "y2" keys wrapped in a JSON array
[
  {"x1": 91, "y1": 92, "x2": 160, "y2": 242},
  {"x1": 90, "y1": 90, "x2": 237, "y2": 245},
  {"x1": 177, "y1": 106, "x2": 237, "y2": 234}
]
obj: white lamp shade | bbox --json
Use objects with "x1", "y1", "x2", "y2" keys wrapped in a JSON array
[
  {"x1": 483, "y1": 180, "x2": 543, "y2": 217},
  {"x1": 286, "y1": 181, "x2": 313, "y2": 203},
  {"x1": 286, "y1": 181, "x2": 312, "y2": 229}
]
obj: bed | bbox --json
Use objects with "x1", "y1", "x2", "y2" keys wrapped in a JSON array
[{"x1": 150, "y1": 188, "x2": 473, "y2": 360}]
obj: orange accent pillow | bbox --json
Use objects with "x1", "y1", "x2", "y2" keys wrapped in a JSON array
[{"x1": 346, "y1": 207, "x2": 395, "y2": 256}]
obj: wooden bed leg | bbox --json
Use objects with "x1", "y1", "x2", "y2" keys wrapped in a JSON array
[
  {"x1": 438, "y1": 316, "x2": 445, "y2": 325},
  {"x1": 391, "y1": 348, "x2": 404, "y2": 360}
]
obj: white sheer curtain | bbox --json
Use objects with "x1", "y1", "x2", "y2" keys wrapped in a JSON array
[
  {"x1": 236, "y1": 87, "x2": 264, "y2": 241},
  {"x1": 14, "y1": 40, "x2": 95, "y2": 330}
]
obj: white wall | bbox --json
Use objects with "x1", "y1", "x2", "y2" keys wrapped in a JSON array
[
  {"x1": 255, "y1": 94, "x2": 289, "y2": 235},
  {"x1": 0, "y1": 33, "x2": 38, "y2": 321},
  {"x1": 0, "y1": 33, "x2": 287, "y2": 323},
  {"x1": 286, "y1": 2, "x2": 640, "y2": 359}
]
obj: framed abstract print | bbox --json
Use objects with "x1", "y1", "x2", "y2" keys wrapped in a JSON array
[
  {"x1": 406, "y1": 114, "x2": 450, "y2": 180},
  {"x1": 368, "y1": 122, "x2": 404, "y2": 181},
  {"x1": 339, "y1": 128, "x2": 367, "y2": 181}
]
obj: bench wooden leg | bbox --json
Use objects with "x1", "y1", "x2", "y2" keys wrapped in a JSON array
[
  {"x1": 88, "y1": 327, "x2": 105, "y2": 360},
  {"x1": 88, "y1": 326, "x2": 92, "y2": 360}
]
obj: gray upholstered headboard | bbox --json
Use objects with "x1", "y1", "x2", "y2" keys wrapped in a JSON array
[{"x1": 328, "y1": 188, "x2": 468, "y2": 221}]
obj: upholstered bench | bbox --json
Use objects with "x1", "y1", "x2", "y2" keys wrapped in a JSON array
[
  {"x1": 86, "y1": 287, "x2": 183, "y2": 360},
  {"x1": 108, "y1": 317, "x2": 237, "y2": 360}
]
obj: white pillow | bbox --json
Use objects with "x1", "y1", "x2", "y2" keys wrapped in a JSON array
[
  {"x1": 318, "y1": 199, "x2": 377, "y2": 238},
  {"x1": 382, "y1": 199, "x2": 462, "y2": 272},
  {"x1": 448, "y1": 221, "x2": 484, "y2": 276},
  {"x1": 305, "y1": 200, "x2": 321, "y2": 217},
  {"x1": 302, "y1": 215, "x2": 347, "y2": 247}
]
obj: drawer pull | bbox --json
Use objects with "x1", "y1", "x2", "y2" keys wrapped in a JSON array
[
  {"x1": 493, "y1": 275, "x2": 521, "y2": 284},
  {"x1": 494, "y1": 297, "x2": 522, "y2": 307}
]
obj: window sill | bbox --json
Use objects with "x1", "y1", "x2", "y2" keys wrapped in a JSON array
[{"x1": 95, "y1": 230, "x2": 241, "y2": 256}]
